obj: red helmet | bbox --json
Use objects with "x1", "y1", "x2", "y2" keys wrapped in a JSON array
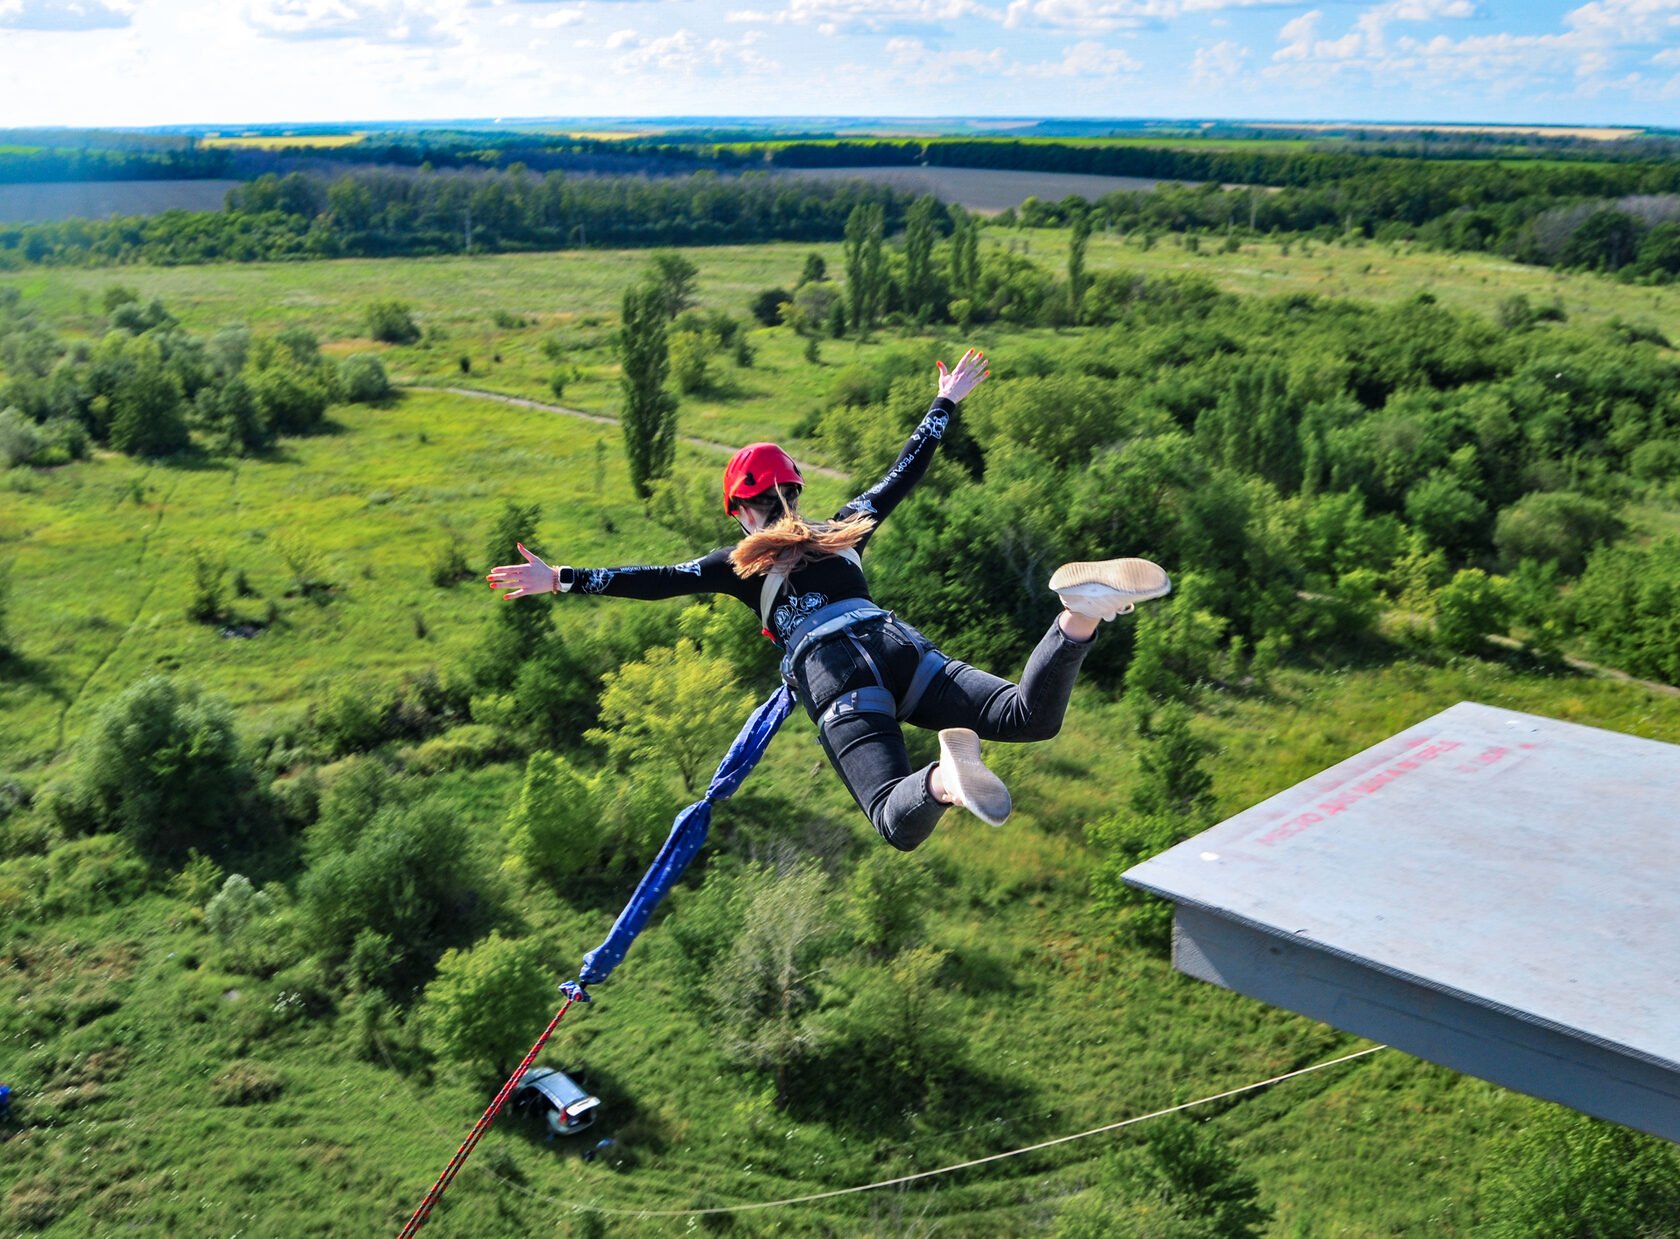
[{"x1": 723, "y1": 443, "x2": 802, "y2": 514}]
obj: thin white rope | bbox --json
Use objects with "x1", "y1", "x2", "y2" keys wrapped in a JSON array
[{"x1": 504, "y1": 1043, "x2": 1389, "y2": 1220}]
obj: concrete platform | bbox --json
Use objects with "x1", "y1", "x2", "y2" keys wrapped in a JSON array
[{"x1": 1123, "y1": 701, "x2": 1680, "y2": 1140}]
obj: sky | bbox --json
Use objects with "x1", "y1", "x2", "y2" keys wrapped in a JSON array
[{"x1": 0, "y1": 0, "x2": 1677, "y2": 129}]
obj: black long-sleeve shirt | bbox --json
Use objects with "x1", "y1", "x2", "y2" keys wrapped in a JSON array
[{"x1": 572, "y1": 397, "x2": 953, "y2": 646}]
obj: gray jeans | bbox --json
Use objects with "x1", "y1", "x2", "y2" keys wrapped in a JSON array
[{"x1": 794, "y1": 616, "x2": 1094, "y2": 851}]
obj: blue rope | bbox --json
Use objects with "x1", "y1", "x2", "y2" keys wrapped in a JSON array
[{"x1": 577, "y1": 684, "x2": 795, "y2": 985}]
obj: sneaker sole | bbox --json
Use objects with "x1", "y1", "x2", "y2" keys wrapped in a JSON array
[
  {"x1": 938, "y1": 728, "x2": 1011, "y2": 827},
  {"x1": 1048, "y1": 558, "x2": 1172, "y2": 602}
]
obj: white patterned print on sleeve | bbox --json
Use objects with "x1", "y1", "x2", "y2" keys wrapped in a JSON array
[{"x1": 581, "y1": 569, "x2": 616, "y2": 594}]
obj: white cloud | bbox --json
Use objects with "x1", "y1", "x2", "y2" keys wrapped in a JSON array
[
  {"x1": 244, "y1": 0, "x2": 464, "y2": 44},
  {"x1": 1192, "y1": 36, "x2": 1247, "y2": 84},
  {"x1": 609, "y1": 26, "x2": 778, "y2": 75},
  {"x1": 773, "y1": 0, "x2": 994, "y2": 34},
  {"x1": 1012, "y1": 36, "x2": 1140, "y2": 73},
  {"x1": 1003, "y1": 0, "x2": 1172, "y2": 33},
  {"x1": 528, "y1": 4, "x2": 580, "y2": 23},
  {"x1": 1653, "y1": 45, "x2": 1680, "y2": 66},
  {"x1": 0, "y1": 0, "x2": 133, "y2": 29},
  {"x1": 1267, "y1": 0, "x2": 1680, "y2": 99}
]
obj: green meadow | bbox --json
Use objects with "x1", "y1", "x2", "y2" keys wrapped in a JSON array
[{"x1": 4, "y1": 237, "x2": 1680, "y2": 1238}]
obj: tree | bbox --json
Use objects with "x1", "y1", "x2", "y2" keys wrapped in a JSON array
[
  {"x1": 647, "y1": 250, "x2": 700, "y2": 320},
  {"x1": 1560, "y1": 209, "x2": 1642, "y2": 273},
  {"x1": 948, "y1": 203, "x2": 980, "y2": 303},
  {"x1": 424, "y1": 931, "x2": 557, "y2": 1077},
  {"x1": 52, "y1": 675, "x2": 253, "y2": 863},
  {"x1": 504, "y1": 751, "x2": 599, "y2": 885},
  {"x1": 247, "y1": 364, "x2": 328, "y2": 437},
  {"x1": 1068, "y1": 203, "x2": 1092, "y2": 321},
  {"x1": 706, "y1": 864, "x2": 841, "y2": 1108},
  {"x1": 843, "y1": 202, "x2": 885, "y2": 335},
  {"x1": 585, "y1": 639, "x2": 753, "y2": 796},
  {"x1": 619, "y1": 280, "x2": 678, "y2": 499},
  {"x1": 109, "y1": 339, "x2": 189, "y2": 457},
  {"x1": 668, "y1": 329, "x2": 710, "y2": 395},
  {"x1": 797, "y1": 252, "x2": 826, "y2": 286},
  {"x1": 903, "y1": 193, "x2": 940, "y2": 322}
]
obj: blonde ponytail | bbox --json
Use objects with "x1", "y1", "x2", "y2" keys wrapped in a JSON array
[{"x1": 728, "y1": 486, "x2": 875, "y2": 578}]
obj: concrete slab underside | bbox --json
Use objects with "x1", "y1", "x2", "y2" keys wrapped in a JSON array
[{"x1": 1123, "y1": 701, "x2": 1680, "y2": 1140}]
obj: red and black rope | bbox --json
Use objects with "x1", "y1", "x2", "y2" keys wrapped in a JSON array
[{"x1": 395, "y1": 993, "x2": 581, "y2": 1239}]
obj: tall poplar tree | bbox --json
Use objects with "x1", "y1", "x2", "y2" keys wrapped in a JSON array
[
  {"x1": 1067, "y1": 204, "x2": 1092, "y2": 322},
  {"x1": 903, "y1": 194, "x2": 940, "y2": 322},
  {"x1": 843, "y1": 202, "x2": 885, "y2": 335},
  {"x1": 619, "y1": 279, "x2": 678, "y2": 498}
]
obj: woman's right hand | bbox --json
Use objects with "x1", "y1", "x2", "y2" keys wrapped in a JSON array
[
  {"x1": 936, "y1": 348, "x2": 988, "y2": 403},
  {"x1": 487, "y1": 543, "x2": 560, "y2": 599}
]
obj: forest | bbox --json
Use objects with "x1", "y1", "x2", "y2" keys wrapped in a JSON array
[{"x1": 3, "y1": 183, "x2": 1680, "y2": 1236}]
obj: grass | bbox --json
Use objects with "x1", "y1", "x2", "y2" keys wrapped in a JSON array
[{"x1": 5, "y1": 244, "x2": 1680, "y2": 1237}]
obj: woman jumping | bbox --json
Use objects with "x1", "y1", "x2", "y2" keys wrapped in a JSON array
[{"x1": 487, "y1": 349, "x2": 1170, "y2": 851}]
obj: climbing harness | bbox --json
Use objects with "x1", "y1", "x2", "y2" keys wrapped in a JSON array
[{"x1": 776, "y1": 595, "x2": 949, "y2": 729}]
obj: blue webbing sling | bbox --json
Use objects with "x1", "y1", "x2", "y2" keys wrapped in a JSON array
[{"x1": 577, "y1": 682, "x2": 795, "y2": 985}]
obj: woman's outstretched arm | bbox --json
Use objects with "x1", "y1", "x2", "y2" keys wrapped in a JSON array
[
  {"x1": 488, "y1": 544, "x2": 751, "y2": 605},
  {"x1": 835, "y1": 348, "x2": 989, "y2": 527}
]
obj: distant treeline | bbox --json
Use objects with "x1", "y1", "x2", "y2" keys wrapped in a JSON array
[
  {"x1": 0, "y1": 146, "x2": 233, "y2": 185},
  {"x1": 0, "y1": 169, "x2": 911, "y2": 267},
  {"x1": 712, "y1": 139, "x2": 1680, "y2": 279}
]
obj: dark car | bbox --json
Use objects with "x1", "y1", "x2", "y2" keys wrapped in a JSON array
[{"x1": 511, "y1": 1067, "x2": 599, "y2": 1136}]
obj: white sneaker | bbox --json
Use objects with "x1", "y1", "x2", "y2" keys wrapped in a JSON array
[
  {"x1": 937, "y1": 728, "x2": 1011, "y2": 827},
  {"x1": 1048, "y1": 558, "x2": 1172, "y2": 621}
]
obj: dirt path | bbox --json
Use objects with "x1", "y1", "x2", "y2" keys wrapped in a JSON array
[
  {"x1": 1485, "y1": 635, "x2": 1680, "y2": 698},
  {"x1": 411, "y1": 385, "x2": 848, "y2": 481}
]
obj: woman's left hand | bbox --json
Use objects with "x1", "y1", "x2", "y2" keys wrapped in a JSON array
[{"x1": 936, "y1": 349, "x2": 989, "y2": 403}]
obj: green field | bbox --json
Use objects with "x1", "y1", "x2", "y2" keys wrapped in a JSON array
[{"x1": 4, "y1": 240, "x2": 1679, "y2": 1238}]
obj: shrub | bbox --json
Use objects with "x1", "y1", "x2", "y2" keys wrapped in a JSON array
[
  {"x1": 1572, "y1": 537, "x2": 1680, "y2": 684},
  {"x1": 340, "y1": 353, "x2": 392, "y2": 404},
  {"x1": 1478, "y1": 1107, "x2": 1680, "y2": 1239},
  {"x1": 185, "y1": 543, "x2": 227, "y2": 623},
  {"x1": 669, "y1": 329, "x2": 710, "y2": 395},
  {"x1": 297, "y1": 801, "x2": 489, "y2": 975},
  {"x1": 0, "y1": 406, "x2": 41, "y2": 467},
  {"x1": 311, "y1": 680, "x2": 393, "y2": 757},
  {"x1": 53, "y1": 675, "x2": 254, "y2": 864},
  {"x1": 1404, "y1": 471, "x2": 1488, "y2": 557},
  {"x1": 248, "y1": 365, "x2": 329, "y2": 436},
  {"x1": 749, "y1": 287, "x2": 790, "y2": 327},
  {"x1": 503, "y1": 751, "x2": 599, "y2": 885},
  {"x1": 1630, "y1": 438, "x2": 1680, "y2": 482},
  {"x1": 205, "y1": 873, "x2": 275, "y2": 943},
  {"x1": 365, "y1": 300, "x2": 421, "y2": 345},
  {"x1": 423, "y1": 931, "x2": 556, "y2": 1074},
  {"x1": 403, "y1": 724, "x2": 503, "y2": 774},
  {"x1": 1494, "y1": 491, "x2": 1624, "y2": 575},
  {"x1": 43, "y1": 833, "x2": 149, "y2": 915},
  {"x1": 1433, "y1": 568, "x2": 1510, "y2": 654}
]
